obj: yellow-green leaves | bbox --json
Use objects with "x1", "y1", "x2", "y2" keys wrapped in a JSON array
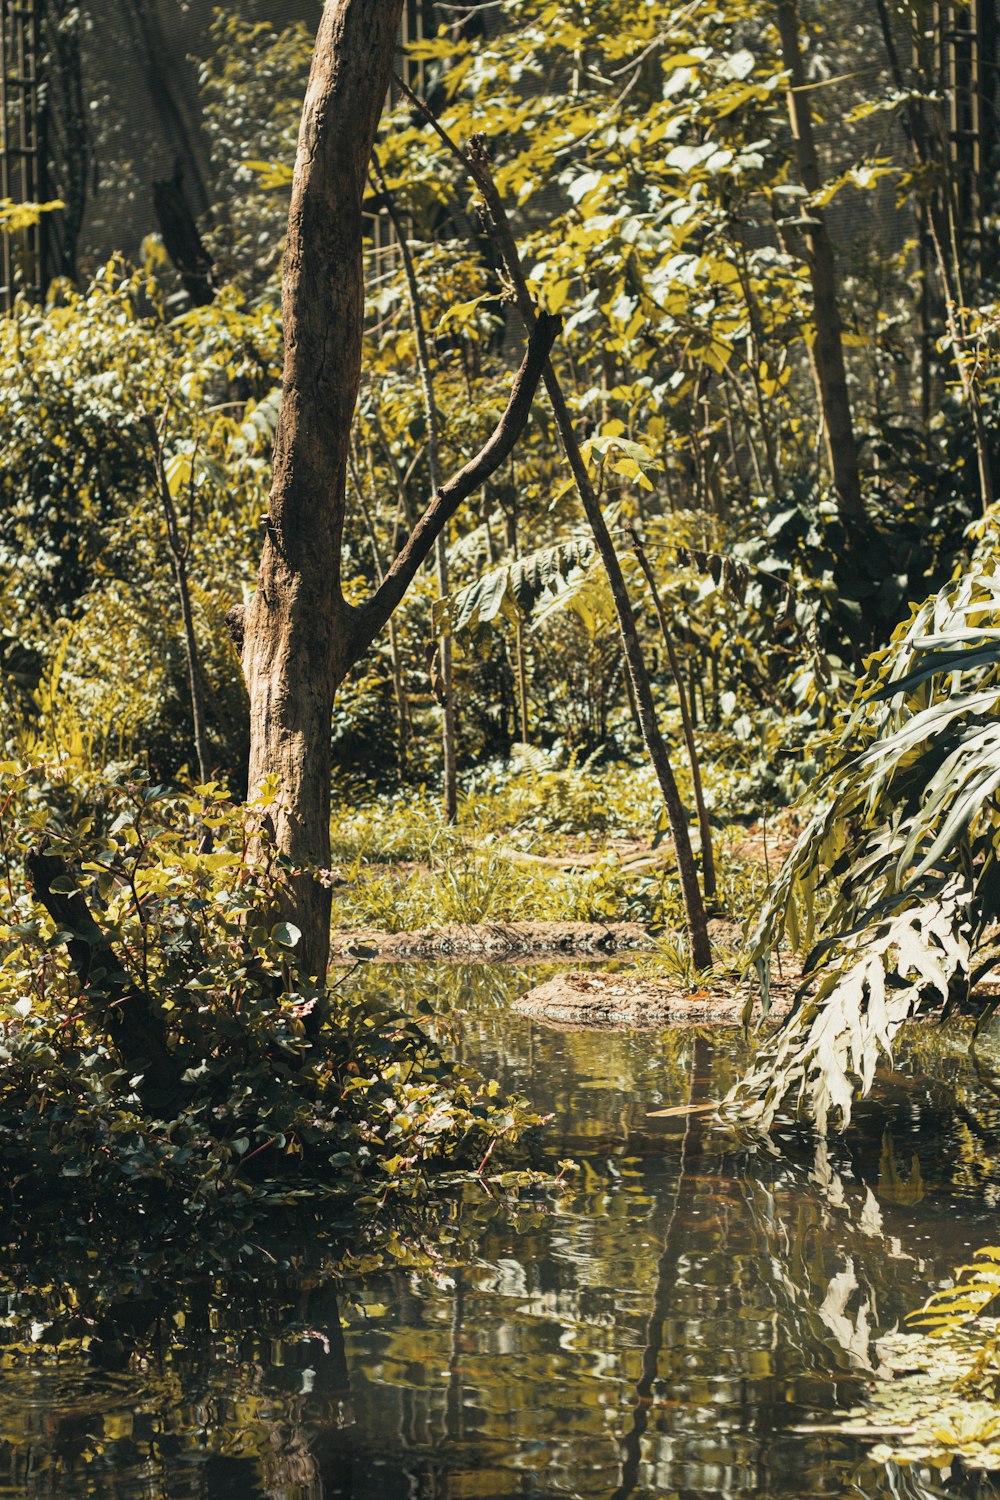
[
  {"x1": 0, "y1": 198, "x2": 63, "y2": 233},
  {"x1": 910, "y1": 1249, "x2": 1000, "y2": 1336}
]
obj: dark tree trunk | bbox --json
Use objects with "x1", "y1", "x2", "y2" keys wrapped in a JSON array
[
  {"x1": 775, "y1": 0, "x2": 865, "y2": 521},
  {"x1": 25, "y1": 844, "x2": 179, "y2": 1098},
  {"x1": 153, "y1": 163, "x2": 216, "y2": 306}
]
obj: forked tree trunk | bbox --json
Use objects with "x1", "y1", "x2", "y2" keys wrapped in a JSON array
[
  {"x1": 239, "y1": 0, "x2": 406, "y2": 985},
  {"x1": 235, "y1": 0, "x2": 554, "y2": 990}
]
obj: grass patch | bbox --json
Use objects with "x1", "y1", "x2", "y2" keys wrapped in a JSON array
[{"x1": 329, "y1": 750, "x2": 775, "y2": 935}]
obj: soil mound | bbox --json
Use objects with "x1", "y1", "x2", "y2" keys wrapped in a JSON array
[{"x1": 513, "y1": 969, "x2": 796, "y2": 1030}]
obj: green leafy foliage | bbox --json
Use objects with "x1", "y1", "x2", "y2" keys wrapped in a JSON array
[
  {"x1": 0, "y1": 760, "x2": 546, "y2": 1228},
  {"x1": 434, "y1": 536, "x2": 596, "y2": 639},
  {"x1": 727, "y1": 547, "x2": 1000, "y2": 1131},
  {"x1": 910, "y1": 1248, "x2": 1000, "y2": 1336}
]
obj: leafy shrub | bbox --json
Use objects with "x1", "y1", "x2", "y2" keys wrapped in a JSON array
[
  {"x1": 0, "y1": 761, "x2": 545, "y2": 1226},
  {"x1": 0, "y1": 266, "x2": 279, "y2": 780}
]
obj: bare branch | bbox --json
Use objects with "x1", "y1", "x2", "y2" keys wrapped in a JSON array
[{"x1": 351, "y1": 311, "x2": 558, "y2": 659}]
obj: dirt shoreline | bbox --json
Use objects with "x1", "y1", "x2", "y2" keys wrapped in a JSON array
[
  {"x1": 328, "y1": 918, "x2": 796, "y2": 1030},
  {"x1": 329, "y1": 920, "x2": 657, "y2": 961}
]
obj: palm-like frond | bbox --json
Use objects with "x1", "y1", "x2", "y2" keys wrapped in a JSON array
[{"x1": 727, "y1": 553, "x2": 1000, "y2": 1131}]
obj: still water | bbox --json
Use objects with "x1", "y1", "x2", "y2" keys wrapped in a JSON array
[{"x1": 1, "y1": 962, "x2": 999, "y2": 1500}]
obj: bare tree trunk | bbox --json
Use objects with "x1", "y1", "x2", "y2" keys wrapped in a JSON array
[
  {"x1": 733, "y1": 249, "x2": 784, "y2": 505},
  {"x1": 372, "y1": 153, "x2": 457, "y2": 818},
  {"x1": 352, "y1": 465, "x2": 410, "y2": 777},
  {"x1": 438, "y1": 128, "x2": 711, "y2": 970},
  {"x1": 502, "y1": 506, "x2": 530, "y2": 744},
  {"x1": 629, "y1": 529, "x2": 717, "y2": 902},
  {"x1": 775, "y1": 0, "x2": 864, "y2": 521},
  {"x1": 239, "y1": 0, "x2": 406, "y2": 987}
]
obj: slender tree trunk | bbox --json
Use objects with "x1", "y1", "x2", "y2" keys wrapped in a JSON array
[
  {"x1": 875, "y1": 0, "x2": 995, "y2": 512},
  {"x1": 514, "y1": 620, "x2": 529, "y2": 744},
  {"x1": 775, "y1": 0, "x2": 864, "y2": 520},
  {"x1": 453, "y1": 134, "x2": 711, "y2": 970},
  {"x1": 503, "y1": 507, "x2": 530, "y2": 744},
  {"x1": 353, "y1": 470, "x2": 410, "y2": 776},
  {"x1": 629, "y1": 529, "x2": 717, "y2": 902},
  {"x1": 146, "y1": 416, "x2": 211, "y2": 787},
  {"x1": 732, "y1": 244, "x2": 784, "y2": 505},
  {"x1": 372, "y1": 153, "x2": 457, "y2": 819}
]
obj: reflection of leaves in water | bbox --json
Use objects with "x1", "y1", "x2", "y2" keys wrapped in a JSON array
[
  {"x1": 340, "y1": 960, "x2": 699, "y2": 1153},
  {"x1": 879, "y1": 1131, "x2": 926, "y2": 1206},
  {"x1": 851, "y1": 1456, "x2": 996, "y2": 1500},
  {"x1": 736, "y1": 1137, "x2": 924, "y2": 1380},
  {"x1": 0, "y1": 1262, "x2": 356, "y2": 1493},
  {"x1": 0, "y1": 981, "x2": 992, "y2": 1499},
  {"x1": 0, "y1": 1166, "x2": 551, "y2": 1495}
]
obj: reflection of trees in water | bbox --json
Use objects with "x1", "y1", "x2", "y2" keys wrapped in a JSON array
[
  {"x1": 0, "y1": 1268, "x2": 355, "y2": 1497},
  {"x1": 602, "y1": 1041, "x2": 962, "y2": 1500},
  {"x1": 328, "y1": 1042, "x2": 955, "y2": 1500},
  {"x1": 606, "y1": 1037, "x2": 887, "y2": 1500},
  {"x1": 343, "y1": 961, "x2": 697, "y2": 1156},
  {"x1": 2, "y1": 998, "x2": 998, "y2": 1498},
  {"x1": 609, "y1": 1033, "x2": 711, "y2": 1500}
]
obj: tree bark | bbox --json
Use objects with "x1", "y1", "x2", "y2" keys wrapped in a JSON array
[
  {"x1": 237, "y1": 0, "x2": 555, "y2": 991},
  {"x1": 240, "y1": 0, "x2": 405, "y2": 987},
  {"x1": 775, "y1": 0, "x2": 865, "y2": 521}
]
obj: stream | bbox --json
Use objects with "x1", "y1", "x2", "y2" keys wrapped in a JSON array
[{"x1": 1, "y1": 961, "x2": 1000, "y2": 1499}]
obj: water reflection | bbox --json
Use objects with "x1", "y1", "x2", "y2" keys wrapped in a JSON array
[{"x1": 0, "y1": 963, "x2": 999, "y2": 1498}]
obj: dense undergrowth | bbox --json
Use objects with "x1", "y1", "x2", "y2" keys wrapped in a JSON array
[
  {"x1": 0, "y1": 762, "x2": 549, "y2": 1249},
  {"x1": 5, "y1": 8, "x2": 1000, "y2": 1465},
  {"x1": 327, "y1": 748, "x2": 779, "y2": 934}
]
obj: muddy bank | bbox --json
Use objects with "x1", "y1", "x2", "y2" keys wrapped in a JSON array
[
  {"x1": 513, "y1": 969, "x2": 796, "y2": 1030},
  {"x1": 329, "y1": 919, "x2": 656, "y2": 961}
]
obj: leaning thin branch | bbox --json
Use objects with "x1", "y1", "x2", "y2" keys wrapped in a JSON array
[
  {"x1": 25, "y1": 841, "x2": 179, "y2": 1097},
  {"x1": 353, "y1": 311, "x2": 558, "y2": 657},
  {"x1": 398, "y1": 92, "x2": 712, "y2": 969},
  {"x1": 143, "y1": 413, "x2": 212, "y2": 787}
]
